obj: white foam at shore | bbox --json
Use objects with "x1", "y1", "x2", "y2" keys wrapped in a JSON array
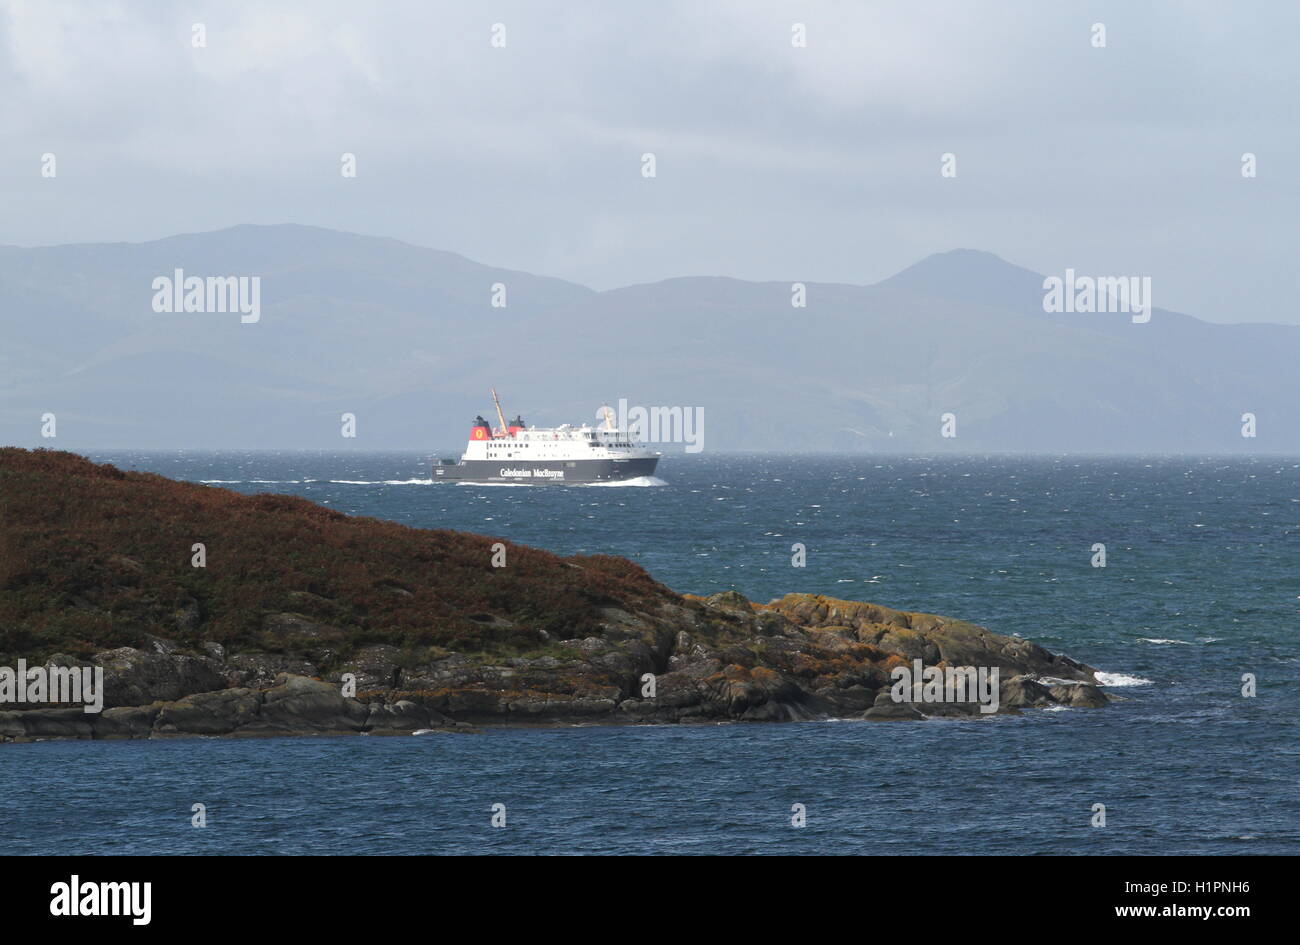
[{"x1": 1095, "y1": 671, "x2": 1154, "y2": 687}]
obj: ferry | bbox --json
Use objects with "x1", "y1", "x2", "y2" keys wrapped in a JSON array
[{"x1": 434, "y1": 390, "x2": 660, "y2": 484}]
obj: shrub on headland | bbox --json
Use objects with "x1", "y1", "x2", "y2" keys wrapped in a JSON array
[{"x1": 0, "y1": 449, "x2": 671, "y2": 665}]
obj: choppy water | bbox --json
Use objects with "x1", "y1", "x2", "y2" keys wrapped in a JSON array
[{"x1": 3, "y1": 452, "x2": 1297, "y2": 854}]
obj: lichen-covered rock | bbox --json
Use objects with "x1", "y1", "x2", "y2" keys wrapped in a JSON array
[
  {"x1": 702, "y1": 590, "x2": 755, "y2": 614},
  {"x1": 92, "y1": 647, "x2": 226, "y2": 708},
  {"x1": 250, "y1": 675, "x2": 368, "y2": 734},
  {"x1": 226, "y1": 653, "x2": 320, "y2": 689},
  {"x1": 154, "y1": 687, "x2": 262, "y2": 735},
  {"x1": 364, "y1": 699, "x2": 434, "y2": 732},
  {"x1": 330, "y1": 644, "x2": 402, "y2": 693},
  {"x1": 4, "y1": 587, "x2": 1116, "y2": 737}
]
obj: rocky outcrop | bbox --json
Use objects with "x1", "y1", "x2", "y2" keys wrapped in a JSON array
[
  {"x1": 0, "y1": 451, "x2": 1114, "y2": 741},
  {"x1": 1, "y1": 591, "x2": 1111, "y2": 740},
  {"x1": 1, "y1": 675, "x2": 472, "y2": 741}
]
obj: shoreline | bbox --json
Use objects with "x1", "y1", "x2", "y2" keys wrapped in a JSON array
[{"x1": 2, "y1": 693, "x2": 1115, "y2": 745}]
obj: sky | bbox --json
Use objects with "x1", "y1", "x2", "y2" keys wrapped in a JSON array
[{"x1": 1, "y1": 0, "x2": 1296, "y2": 323}]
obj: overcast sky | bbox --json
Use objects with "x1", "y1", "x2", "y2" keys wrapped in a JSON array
[{"x1": 2, "y1": 0, "x2": 1296, "y2": 322}]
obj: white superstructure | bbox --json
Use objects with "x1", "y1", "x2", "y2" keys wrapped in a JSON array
[
  {"x1": 435, "y1": 391, "x2": 661, "y2": 484},
  {"x1": 462, "y1": 422, "x2": 656, "y2": 463}
]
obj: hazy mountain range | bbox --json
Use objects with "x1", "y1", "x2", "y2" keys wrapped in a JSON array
[{"x1": 1, "y1": 224, "x2": 1294, "y2": 453}]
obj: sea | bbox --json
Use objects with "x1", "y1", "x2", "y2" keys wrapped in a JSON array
[{"x1": 3, "y1": 451, "x2": 1297, "y2": 855}]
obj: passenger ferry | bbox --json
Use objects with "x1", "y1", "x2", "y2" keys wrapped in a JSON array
[{"x1": 434, "y1": 390, "x2": 660, "y2": 484}]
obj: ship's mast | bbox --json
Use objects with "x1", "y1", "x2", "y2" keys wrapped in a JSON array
[{"x1": 490, "y1": 388, "x2": 510, "y2": 436}]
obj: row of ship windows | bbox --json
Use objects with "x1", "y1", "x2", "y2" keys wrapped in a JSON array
[
  {"x1": 484, "y1": 442, "x2": 630, "y2": 449},
  {"x1": 486, "y1": 450, "x2": 628, "y2": 458},
  {"x1": 482, "y1": 460, "x2": 583, "y2": 466}
]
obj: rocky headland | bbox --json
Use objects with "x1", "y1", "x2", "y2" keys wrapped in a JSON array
[{"x1": 0, "y1": 449, "x2": 1109, "y2": 741}]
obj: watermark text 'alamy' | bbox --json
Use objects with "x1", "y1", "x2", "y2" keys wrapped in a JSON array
[{"x1": 1042, "y1": 268, "x2": 1151, "y2": 323}]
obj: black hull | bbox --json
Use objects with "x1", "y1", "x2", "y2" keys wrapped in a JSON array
[{"x1": 434, "y1": 457, "x2": 659, "y2": 484}]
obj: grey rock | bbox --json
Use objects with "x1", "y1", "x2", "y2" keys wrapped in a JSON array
[
  {"x1": 251, "y1": 674, "x2": 368, "y2": 734},
  {"x1": 330, "y1": 644, "x2": 402, "y2": 692},
  {"x1": 864, "y1": 703, "x2": 927, "y2": 721},
  {"x1": 94, "y1": 705, "x2": 161, "y2": 738},
  {"x1": 703, "y1": 590, "x2": 754, "y2": 614},
  {"x1": 227, "y1": 652, "x2": 319, "y2": 689},
  {"x1": 364, "y1": 700, "x2": 434, "y2": 732},
  {"x1": 818, "y1": 685, "x2": 878, "y2": 714},
  {"x1": 1000, "y1": 675, "x2": 1055, "y2": 708},
  {"x1": 154, "y1": 687, "x2": 262, "y2": 735},
  {"x1": 92, "y1": 647, "x2": 226, "y2": 708},
  {"x1": 1048, "y1": 682, "x2": 1110, "y2": 708}
]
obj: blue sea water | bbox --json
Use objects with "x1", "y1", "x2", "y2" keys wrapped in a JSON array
[{"x1": 3, "y1": 452, "x2": 1297, "y2": 855}]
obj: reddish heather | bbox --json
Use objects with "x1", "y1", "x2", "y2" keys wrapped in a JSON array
[{"x1": 0, "y1": 448, "x2": 674, "y2": 661}]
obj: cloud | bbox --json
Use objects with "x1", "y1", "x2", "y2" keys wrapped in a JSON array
[{"x1": 0, "y1": 0, "x2": 1296, "y2": 322}]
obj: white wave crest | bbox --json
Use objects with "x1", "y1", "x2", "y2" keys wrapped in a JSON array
[
  {"x1": 578, "y1": 476, "x2": 668, "y2": 487},
  {"x1": 204, "y1": 477, "x2": 435, "y2": 485},
  {"x1": 335, "y1": 478, "x2": 433, "y2": 485},
  {"x1": 199, "y1": 479, "x2": 303, "y2": 484}
]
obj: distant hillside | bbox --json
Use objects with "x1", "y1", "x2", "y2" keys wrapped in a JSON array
[{"x1": 1, "y1": 226, "x2": 1295, "y2": 452}]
